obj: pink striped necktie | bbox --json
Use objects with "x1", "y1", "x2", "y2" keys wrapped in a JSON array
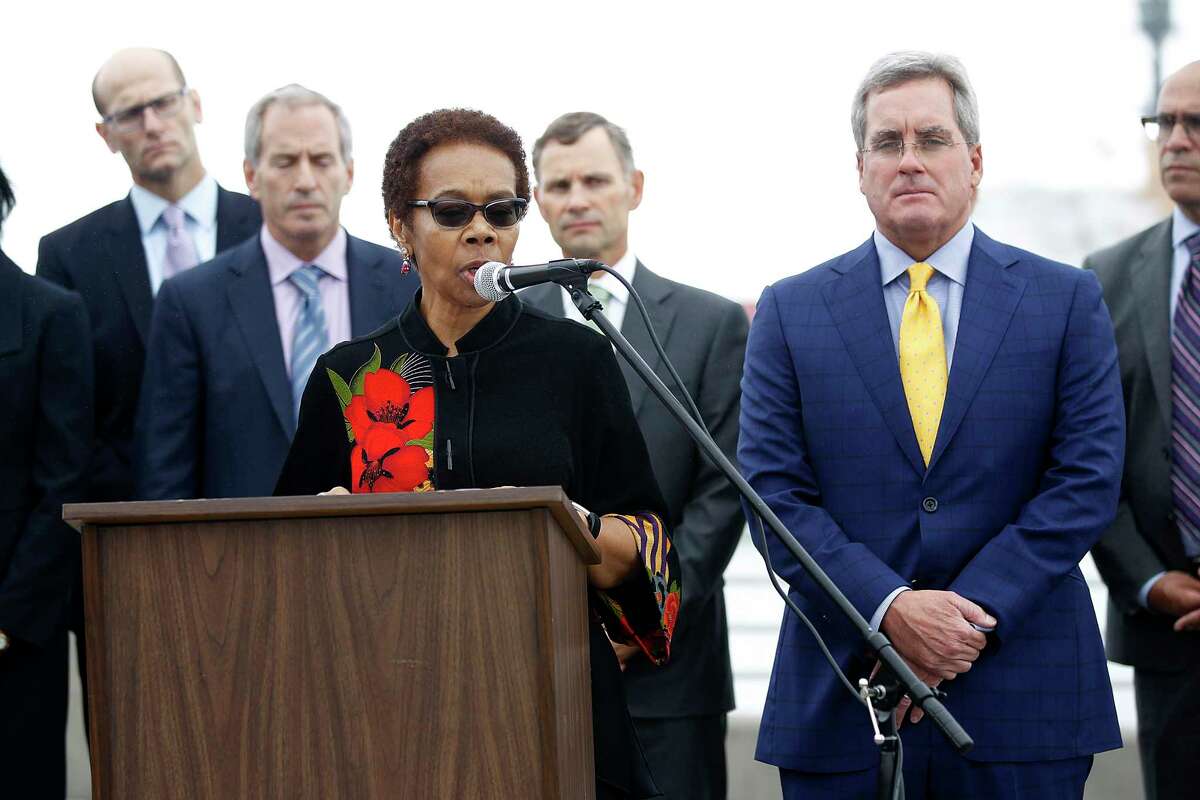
[
  {"x1": 1171, "y1": 232, "x2": 1200, "y2": 561},
  {"x1": 161, "y1": 204, "x2": 199, "y2": 280}
]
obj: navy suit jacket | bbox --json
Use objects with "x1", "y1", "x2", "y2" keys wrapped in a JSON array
[
  {"x1": 36, "y1": 188, "x2": 260, "y2": 502},
  {"x1": 738, "y1": 229, "x2": 1124, "y2": 771},
  {"x1": 135, "y1": 233, "x2": 418, "y2": 500}
]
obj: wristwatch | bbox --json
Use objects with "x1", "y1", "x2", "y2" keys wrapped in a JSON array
[{"x1": 0, "y1": 630, "x2": 9, "y2": 652}]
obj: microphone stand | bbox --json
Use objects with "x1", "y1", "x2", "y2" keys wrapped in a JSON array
[{"x1": 562, "y1": 279, "x2": 973, "y2": 800}]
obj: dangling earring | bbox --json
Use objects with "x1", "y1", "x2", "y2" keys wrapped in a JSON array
[{"x1": 399, "y1": 245, "x2": 411, "y2": 275}]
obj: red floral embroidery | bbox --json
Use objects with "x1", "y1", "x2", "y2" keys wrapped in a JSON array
[
  {"x1": 663, "y1": 590, "x2": 680, "y2": 638},
  {"x1": 351, "y1": 424, "x2": 430, "y2": 493},
  {"x1": 345, "y1": 369, "x2": 434, "y2": 443}
]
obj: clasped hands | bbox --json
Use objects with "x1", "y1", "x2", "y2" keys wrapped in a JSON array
[
  {"x1": 878, "y1": 589, "x2": 996, "y2": 727},
  {"x1": 1147, "y1": 567, "x2": 1200, "y2": 631}
]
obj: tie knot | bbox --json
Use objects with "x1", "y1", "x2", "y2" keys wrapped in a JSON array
[
  {"x1": 289, "y1": 264, "x2": 324, "y2": 299},
  {"x1": 908, "y1": 262, "x2": 935, "y2": 292},
  {"x1": 161, "y1": 204, "x2": 187, "y2": 231},
  {"x1": 1186, "y1": 232, "x2": 1200, "y2": 264},
  {"x1": 590, "y1": 284, "x2": 613, "y2": 305}
]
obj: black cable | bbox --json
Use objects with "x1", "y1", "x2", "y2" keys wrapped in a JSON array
[
  {"x1": 590, "y1": 266, "x2": 864, "y2": 707},
  {"x1": 752, "y1": 509, "x2": 863, "y2": 704},
  {"x1": 592, "y1": 266, "x2": 708, "y2": 432}
]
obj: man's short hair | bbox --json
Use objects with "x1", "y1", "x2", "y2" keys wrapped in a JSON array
[
  {"x1": 851, "y1": 51, "x2": 980, "y2": 150},
  {"x1": 244, "y1": 84, "x2": 353, "y2": 166},
  {"x1": 92, "y1": 49, "x2": 187, "y2": 116},
  {"x1": 532, "y1": 112, "x2": 635, "y2": 181}
]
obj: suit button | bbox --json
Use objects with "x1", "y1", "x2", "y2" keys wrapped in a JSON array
[
  {"x1": 922, "y1": 497, "x2": 938, "y2": 513},
  {"x1": 1167, "y1": 511, "x2": 1177, "y2": 524}
]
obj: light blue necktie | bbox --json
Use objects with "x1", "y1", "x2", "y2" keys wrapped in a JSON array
[{"x1": 288, "y1": 264, "x2": 329, "y2": 421}]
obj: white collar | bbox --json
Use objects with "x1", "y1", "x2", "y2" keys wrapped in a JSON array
[
  {"x1": 129, "y1": 173, "x2": 219, "y2": 235},
  {"x1": 589, "y1": 248, "x2": 637, "y2": 302}
]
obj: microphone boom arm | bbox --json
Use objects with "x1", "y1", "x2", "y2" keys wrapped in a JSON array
[{"x1": 561, "y1": 278, "x2": 974, "y2": 762}]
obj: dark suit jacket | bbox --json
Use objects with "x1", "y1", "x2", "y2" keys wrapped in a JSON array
[
  {"x1": 35, "y1": 187, "x2": 260, "y2": 502},
  {"x1": 739, "y1": 229, "x2": 1123, "y2": 771},
  {"x1": 135, "y1": 233, "x2": 418, "y2": 500},
  {"x1": 1086, "y1": 218, "x2": 1200, "y2": 672},
  {"x1": 0, "y1": 252, "x2": 92, "y2": 647},
  {"x1": 522, "y1": 261, "x2": 748, "y2": 718}
]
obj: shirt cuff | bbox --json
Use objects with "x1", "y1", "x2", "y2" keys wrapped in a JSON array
[
  {"x1": 870, "y1": 585, "x2": 911, "y2": 632},
  {"x1": 1138, "y1": 571, "x2": 1167, "y2": 609}
]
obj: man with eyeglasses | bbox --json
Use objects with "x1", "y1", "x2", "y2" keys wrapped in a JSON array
[
  {"x1": 739, "y1": 51, "x2": 1123, "y2": 798},
  {"x1": 134, "y1": 84, "x2": 416, "y2": 502},
  {"x1": 522, "y1": 111, "x2": 748, "y2": 800},
  {"x1": 34, "y1": 47, "x2": 261, "y2": 737},
  {"x1": 1085, "y1": 60, "x2": 1200, "y2": 800}
]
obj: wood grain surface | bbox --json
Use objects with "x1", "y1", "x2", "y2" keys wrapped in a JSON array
[{"x1": 78, "y1": 499, "x2": 594, "y2": 799}]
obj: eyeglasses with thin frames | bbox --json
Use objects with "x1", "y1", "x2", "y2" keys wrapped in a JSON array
[
  {"x1": 408, "y1": 198, "x2": 529, "y2": 229},
  {"x1": 1141, "y1": 113, "x2": 1200, "y2": 145},
  {"x1": 859, "y1": 136, "x2": 973, "y2": 162},
  {"x1": 101, "y1": 87, "x2": 189, "y2": 133}
]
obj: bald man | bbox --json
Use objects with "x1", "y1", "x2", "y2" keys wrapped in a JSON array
[
  {"x1": 35, "y1": 48, "x2": 259, "y2": 731},
  {"x1": 1086, "y1": 61, "x2": 1200, "y2": 800}
]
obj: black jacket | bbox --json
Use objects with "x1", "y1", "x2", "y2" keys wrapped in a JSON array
[
  {"x1": 36, "y1": 187, "x2": 260, "y2": 502},
  {"x1": 0, "y1": 251, "x2": 92, "y2": 646},
  {"x1": 276, "y1": 292, "x2": 677, "y2": 797},
  {"x1": 522, "y1": 263, "x2": 748, "y2": 717}
]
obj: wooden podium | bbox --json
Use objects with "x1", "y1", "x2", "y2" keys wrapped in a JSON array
[{"x1": 63, "y1": 487, "x2": 600, "y2": 800}]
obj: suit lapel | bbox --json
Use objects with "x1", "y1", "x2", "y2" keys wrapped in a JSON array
[
  {"x1": 519, "y1": 283, "x2": 563, "y2": 316},
  {"x1": 823, "y1": 241, "x2": 926, "y2": 476},
  {"x1": 926, "y1": 231, "x2": 1025, "y2": 473},
  {"x1": 0, "y1": 255, "x2": 24, "y2": 357},
  {"x1": 346, "y1": 236, "x2": 393, "y2": 337},
  {"x1": 1131, "y1": 221, "x2": 1174, "y2": 430},
  {"x1": 107, "y1": 197, "x2": 153, "y2": 343},
  {"x1": 215, "y1": 187, "x2": 260, "y2": 251},
  {"x1": 226, "y1": 238, "x2": 294, "y2": 438},
  {"x1": 622, "y1": 263, "x2": 675, "y2": 416}
]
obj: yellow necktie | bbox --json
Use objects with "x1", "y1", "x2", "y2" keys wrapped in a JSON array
[{"x1": 899, "y1": 262, "x2": 947, "y2": 466}]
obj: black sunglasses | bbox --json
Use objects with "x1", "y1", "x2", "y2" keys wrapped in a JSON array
[{"x1": 408, "y1": 198, "x2": 528, "y2": 229}]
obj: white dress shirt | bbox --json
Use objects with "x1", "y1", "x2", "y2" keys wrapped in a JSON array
[
  {"x1": 558, "y1": 248, "x2": 638, "y2": 332},
  {"x1": 129, "y1": 173, "x2": 219, "y2": 295}
]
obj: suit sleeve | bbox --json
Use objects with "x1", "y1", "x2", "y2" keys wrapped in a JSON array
[
  {"x1": 949, "y1": 270, "x2": 1124, "y2": 642},
  {"x1": 274, "y1": 353, "x2": 353, "y2": 496},
  {"x1": 738, "y1": 285, "x2": 907, "y2": 624},
  {"x1": 37, "y1": 236, "x2": 131, "y2": 500},
  {"x1": 668, "y1": 300, "x2": 748, "y2": 639},
  {"x1": 0, "y1": 290, "x2": 92, "y2": 645},
  {"x1": 575, "y1": 335, "x2": 678, "y2": 666},
  {"x1": 1082, "y1": 253, "x2": 1167, "y2": 613},
  {"x1": 135, "y1": 277, "x2": 204, "y2": 500}
]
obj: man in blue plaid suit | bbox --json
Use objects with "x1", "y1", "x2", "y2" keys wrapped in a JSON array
[{"x1": 738, "y1": 52, "x2": 1124, "y2": 799}]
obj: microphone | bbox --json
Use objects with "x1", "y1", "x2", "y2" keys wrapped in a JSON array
[{"x1": 474, "y1": 258, "x2": 604, "y2": 302}]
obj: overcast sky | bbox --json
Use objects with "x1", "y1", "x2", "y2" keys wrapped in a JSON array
[{"x1": 1, "y1": 0, "x2": 1195, "y2": 300}]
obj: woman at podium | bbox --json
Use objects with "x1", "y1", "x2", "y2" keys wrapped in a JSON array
[{"x1": 275, "y1": 108, "x2": 679, "y2": 800}]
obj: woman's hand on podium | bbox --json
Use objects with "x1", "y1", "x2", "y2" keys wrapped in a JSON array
[{"x1": 319, "y1": 486, "x2": 349, "y2": 495}]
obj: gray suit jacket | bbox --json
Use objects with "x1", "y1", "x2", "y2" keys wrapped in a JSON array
[
  {"x1": 1087, "y1": 218, "x2": 1200, "y2": 671},
  {"x1": 522, "y1": 261, "x2": 748, "y2": 717}
]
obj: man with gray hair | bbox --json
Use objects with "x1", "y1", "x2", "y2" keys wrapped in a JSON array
[
  {"x1": 134, "y1": 84, "x2": 417, "y2": 500},
  {"x1": 524, "y1": 111, "x2": 748, "y2": 799},
  {"x1": 738, "y1": 51, "x2": 1123, "y2": 797}
]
